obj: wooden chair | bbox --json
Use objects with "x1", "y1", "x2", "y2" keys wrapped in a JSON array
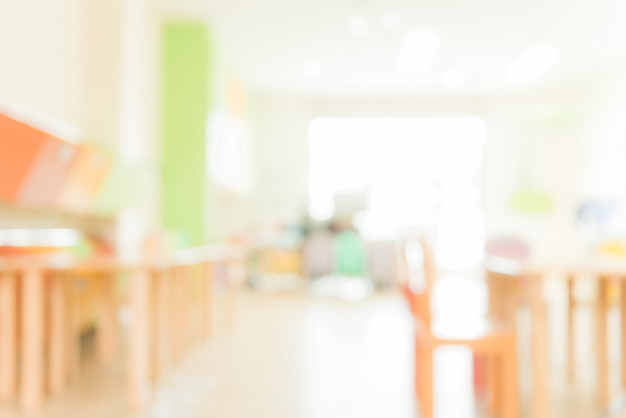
[{"x1": 400, "y1": 237, "x2": 519, "y2": 418}]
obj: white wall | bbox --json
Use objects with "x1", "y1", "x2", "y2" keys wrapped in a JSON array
[
  {"x1": 249, "y1": 94, "x2": 311, "y2": 228},
  {"x1": 0, "y1": 0, "x2": 84, "y2": 127}
]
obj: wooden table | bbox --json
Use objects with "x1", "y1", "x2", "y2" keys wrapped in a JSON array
[
  {"x1": 0, "y1": 246, "x2": 246, "y2": 412},
  {"x1": 492, "y1": 260, "x2": 626, "y2": 418}
]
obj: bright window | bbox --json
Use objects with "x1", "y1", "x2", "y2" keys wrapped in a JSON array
[{"x1": 308, "y1": 117, "x2": 487, "y2": 269}]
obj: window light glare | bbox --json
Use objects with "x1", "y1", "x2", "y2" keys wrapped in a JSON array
[
  {"x1": 508, "y1": 44, "x2": 559, "y2": 84},
  {"x1": 303, "y1": 59, "x2": 321, "y2": 79},
  {"x1": 397, "y1": 30, "x2": 440, "y2": 75},
  {"x1": 349, "y1": 15, "x2": 370, "y2": 37},
  {"x1": 443, "y1": 69, "x2": 465, "y2": 88}
]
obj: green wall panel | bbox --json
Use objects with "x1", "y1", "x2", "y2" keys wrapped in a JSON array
[{"x1": 161, "y1": 22, "x2": 211, "y2": 247}]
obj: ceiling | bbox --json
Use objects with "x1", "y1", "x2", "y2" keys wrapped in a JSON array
[{"x1": 160, "y1": 0, "x2": 626, "y2": 96}]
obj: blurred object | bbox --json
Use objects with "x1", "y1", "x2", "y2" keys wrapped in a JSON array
[
  {"x1": 484, "y1": 237, "x2": 529, "y2": 325},
  {"x1": 594, "y1": 239, "x2": 626, "y2": 305},
  {"x1": 333, "y1": 228, "x2": 366, "y2": 276},
  {"x1": 247, "y1": 223, "x2": 303, "y2": 291},
  {"x1": 367, "y1": 240, "x2": 396, "y2": 289},
  {"x1": 18, "y1": 138, "x2": 78, "y2": 208},
  {"x1": 596, "y1": 239, "x2": 626, "y2": 258},
  {"x1": 58, "y1": 145, "x2": 113, "y2": 214},
  {"x1": 249, "y1": 236, "x2": 303, "y2": 293},
  {"x1": 94, "y1": 162, "x2": 155, "y2": 215},
  {"x1": 333, "y1": 190, "x2": 368, "y2": 219},
  {"x1": 261, "y1": 248, "x2": 301, "y2": 275},
  {"x1": 0, "y1": 228, "x2": 83, "y2": 257},
  {"x1": 0, "y1": 113, "x2": 78, "y2": 208},
  {"x1": 399, "y1": 236, "x2": 519, "y2": 418},
  {"x1": 485, "y1": 236, "x2": 530, "y2": 275},
  {"x1": 302, "y1": 230, "x2": 333, "y2": 279},
  {"x1": 483, "y1": 236, "x2": 529, "y2": 402},
  {"x1": 485, "y1": 237, "x2": 530, "y2": 259},
  {"x1": 576, "y1": 199, "x2": 616, "y2": 227},
  {"x1": 509, "y1": 188, "x2": 553, "y2": 214},
  {"x1": 508, "y1": 119, "x2": 554, "y2": 214}
]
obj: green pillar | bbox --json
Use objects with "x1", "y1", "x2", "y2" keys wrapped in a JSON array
[{"x1": 161, "y1": 22, "x2": 211, "y2": 247}]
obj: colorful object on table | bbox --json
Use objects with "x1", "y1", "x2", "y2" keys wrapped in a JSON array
[
  {"x1": 509, "y1": 188, "x2": 553, "y2": 214},
  {"x1": 576, "y1": 199, "x2": 616, "y2": 227},
  {"x1": 596, "y1": 240, "x2": 626, "y2": 258},
  {"x1": 333, "y1": 229, "x2": 366, "y2": 276},
  {"x1": 484, "y1": 236, "x2": 530, "y2": 276},
  {"x1": 58, "y1": 145, "x2": 113, "y2": 213},
  {"x1": 0, "y1": 113, "x2": 79, "y2": 207},
  {"x1": 595, "y1": 239, "x2": 626, "y2": 304},
  {"x1": 485, "y1": 237, "x2": 530, "y2": 260},
  {"x1": 18, "y1": 137, "x2": 78, "y2": 208}
]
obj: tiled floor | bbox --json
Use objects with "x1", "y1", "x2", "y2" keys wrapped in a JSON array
[{"x1": 3, "y1": 281, "x2": 626, "y2": 418}]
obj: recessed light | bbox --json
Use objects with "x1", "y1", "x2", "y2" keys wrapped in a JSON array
[
  {"x1": 397, "y1": 30, "x2": 440, "y2": 75},
  {"x1": 508, "y1": 44, "x2": 559, "y2": 84}
]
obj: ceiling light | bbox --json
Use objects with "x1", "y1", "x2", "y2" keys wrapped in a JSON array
[
  {"x1": 397, "y1": 30, "x2": 440, "y2": 75},
  {"x1": 303, "y1": 59, "x2": 322, "y2": 78},
  {"x1": 443, "y1": 69, "x2": 465, "y2": 88},
  {"x1": 349, "y1": 15, "x2": 369, "y2": 36},
  {"x1": 382, "y1": 13, "x2": 402, "y2": 32},
  {"x1": 508, "y1": 44, "x2": 559, "y2": 84}
]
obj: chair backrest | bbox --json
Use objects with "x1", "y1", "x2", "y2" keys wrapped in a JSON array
[{"x1": 398, "y1": 236, "x2": 436, "y2": 334}]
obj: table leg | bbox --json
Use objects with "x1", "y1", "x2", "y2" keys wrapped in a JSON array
[
  {"x1": 225, "y1": 261, "x2": 239, "y2": 328},
  {"x1": 530, "y1": 274, "x2": 549, "y2": 418},
  {"x1": 154, "y1": 270, "x2": 170, "y2": 380},
  {"x1": 66, "y1": 277, "x2": 80, "y2": 383},
  {"x1": 174, "y1": 267, "x2": 185, "y2": 359},
  {"x1": 20, "y1": 268, "x2": 45, "y2": 410},
  {"x1": 151, "y1": 271, "x2": 167, "y2": 382},
  {"x1": 128, "y1": 268, "x2": 151, "y2": 409},
  {"x1": 621, "y1": 280, "x2": 626, "y2": 390},
  {"x1": 503, "y1": 334, "x2": 520, "y2": 418},
  {"x1": 201, "y1": 262, "x2": 213, "y2": 339},
  {"x1": 0, "y1": 272, "x2": 16, "y2": 401},
  {"x1": 164, "y1": 269, "x2": 175, "y2": 363},
  {"x1": 567, "y1": 274, "x2": 576, "y2": 383},
  {"x1": 597, "y1": 277, "x2": 609, "y2": 408},
  {"x1": 170, "y1": 267, "x2": 181, "y2": 361},
  {"x1": 49, "y1": 273, "x2": 67, "y2": 395},
  {"x1": 488, "y1": 355, "x2": 502, "y2": 416},
  {"x1": 97, "y1": 272, "x2": 117, "y2": 362}
]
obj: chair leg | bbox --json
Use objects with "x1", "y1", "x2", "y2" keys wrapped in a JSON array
[
  {"x1": 474, "y1": 355, "x2": 487, "y2": 399},
  {"x1": 419, "y1": 342, "x2": 434, "y2": 418},
  {"x1": 502, "y1": 343, "x2": 519, "y2": 418},
  {"x1": 488, "y1": 355, "x2": 502, "y2": 417},
  {"x1": 621, "y1": 281, "x2": 626, "y2": 389},
  {"x1": 567, "y1": 275, "x2": 575, "y2": 383},
  {"x1": 415, "y1": 337, "x2": 422, "y2": 399}
]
